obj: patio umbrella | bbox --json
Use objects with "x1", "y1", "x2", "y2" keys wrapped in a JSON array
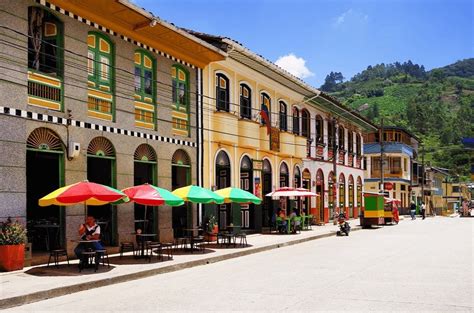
[
  {"x1": 122, "y1": 183, "x2": 184, "y2": 228},
  {"x1": 38, "y1": 180, "x2": 128, "y2": 220},
  {"x1": 172, "y1": 185, "x2": 224, "y2": 204},
  {"x1": 214, "y1": 187, "x2": 262, "y2": 204},
  {"x1": 266, "y1": 187, "x2": 318, "y2": 198}
]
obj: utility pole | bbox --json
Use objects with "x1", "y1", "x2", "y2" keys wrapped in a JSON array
[
  {"x1": 379, "y1": 118, "x2": 384, "y2": 194},
  {"x1": 332, "y1": 117, "x2": 338, "y2": 215},
  {"x1": 421, "y1": 144, "x2": 425, "y2": 206}
]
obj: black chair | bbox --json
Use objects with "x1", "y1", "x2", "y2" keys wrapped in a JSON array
[
  {"x1": 47, "y1": 249, "x2": 70, "y2": 267},
  {"x1": 148, "y1": 242, "x2": 162, "y2": 262},
  {"x1": 235, "y1": 232, "x2": 248, "y2": 247},
  {"x1": 95, "y1": 249, "x2": 110, "y2": 268},
  {"x1": 160, "y1": 242, "x2": 174, "y2": 260},
  {"x1": 119, "y1": 242, "x2": 135, "y2": 258}
]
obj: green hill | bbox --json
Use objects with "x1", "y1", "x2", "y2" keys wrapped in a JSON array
[{"x1": 321, "y1": 59, "x2": 474, "y2": 179}]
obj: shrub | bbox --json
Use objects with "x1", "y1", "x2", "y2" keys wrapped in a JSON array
[{"x1": 0, "y1": 218, "x2": 27, "y2": 245}]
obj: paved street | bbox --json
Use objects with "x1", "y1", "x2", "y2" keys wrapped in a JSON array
[{"x1": 5, "y1": 217, "x2": 473, "y2": 312}]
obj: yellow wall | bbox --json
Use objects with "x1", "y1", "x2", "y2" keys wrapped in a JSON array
[{"x1": 202, "y1": 58, "x2": 308, "y2": 190}]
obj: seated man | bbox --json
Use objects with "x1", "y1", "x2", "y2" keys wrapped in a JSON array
[
  {"x1": 277, "y1": 209, "x2": 288, "y2": 233},
  {"x1": 74, "y1": 216, "x2": 104, "y2": 263},
  {"x1": 289, "y1": 209, "x2": 300, "y2": 233}
]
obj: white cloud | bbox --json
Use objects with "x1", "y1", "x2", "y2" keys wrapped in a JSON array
[
  {"x1": 333, "y1": 9, "x2": 368, "y2": 27},
  {"x1": 335, "y1": 9, "x2": 353, "y2": 26},
  {"x1": 275, "y1": 53, "x2": 314, "y2": 79}
]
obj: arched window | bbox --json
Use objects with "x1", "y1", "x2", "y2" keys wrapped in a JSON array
[
  {"x1": 134, "y1": 51, "x2": 156, "y2": 129},
  {"x1": 261, "y1": 93, "x2": 271, "y2": 126},
  {"x1": 338, "y1": 126, "x2": 345, "y2": 150},
  {"x1": 292, "y1": 107, "x2": 300, "y2": 135},
  {"x1": 301, "y1": 109, "x2": 310, "y2": 138},
  {"x1": 172, "y1": 65, "x2": 190, "y2": 135},
  {"x1": 216, "y1": 73, "x2": 229, "y2": 112},
  {"x1": 315, "y1": 115, "x2": 323, "y2": 144},
  {"x1": 215, "y1": 150, "x2": 231, "y2": 189},
  {"x1": 348, "y1": 131, "x2": 354, "y2": 153},
  {"x1": 240, "y1": 84, "x2": 252, "y2": 119},
  {"x1": 134, "y1": 144, "x2": 157, "y2": 163},
  {"x1": 87, "y1": 31, "x2": 114, "y2": 120},
  {"x1": 279, "y1": 101, "x2": 287, "y2": 131}
]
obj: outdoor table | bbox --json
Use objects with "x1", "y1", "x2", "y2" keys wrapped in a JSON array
[
  {"x1": 135, "y1": 233, "x2": 156, "y2": 258},
  {"x1": 76, "y1": 239, "x2": 101, "y2": 270},
  {"x1": 34, "y1": 224, "x2": 60, "y2": 250}
]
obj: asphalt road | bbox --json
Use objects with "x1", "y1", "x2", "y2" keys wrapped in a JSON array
[{"x1": 5, "y1": 217, "x2": 473, "y2": 312}]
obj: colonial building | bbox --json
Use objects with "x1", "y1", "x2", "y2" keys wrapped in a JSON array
[
  {"x1": 186, "y1": 31, "x2": 376, "y2": 231},
  {"x1": 0, "y1": 0, "x2": 224, "y2": 258},
  {"x1": 364, "y1": 127, "x2": 419, "y2": 210}
]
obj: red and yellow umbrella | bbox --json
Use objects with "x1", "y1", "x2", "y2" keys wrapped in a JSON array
[{"x1": 39, "y1": 181, "x2": 128, "y2": 219}]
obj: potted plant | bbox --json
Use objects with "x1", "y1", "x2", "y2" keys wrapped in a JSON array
[
  {"x1": 0, "y1": 218, "x2": 27, "y2": 271},
  {"x1": 205, "y1": 215, "x2": 218, "y2": 241}
]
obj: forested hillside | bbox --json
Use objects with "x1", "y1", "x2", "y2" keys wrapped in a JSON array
[{"x1": 321, "y1": 59, "x2": 474, "y2": 179}]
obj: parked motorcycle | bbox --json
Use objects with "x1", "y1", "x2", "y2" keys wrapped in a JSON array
[{"x1": 336, "y1": 212, "x2": 351, "y2": 236}]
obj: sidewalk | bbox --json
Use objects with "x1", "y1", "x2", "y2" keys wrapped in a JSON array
[{"x1": 0, "y1": 222, "x2": 360, "y2": 309}]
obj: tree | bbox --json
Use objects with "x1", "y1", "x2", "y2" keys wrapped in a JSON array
[{"x1": 320, "y1": 71, "x2": 344, "y2": 92}]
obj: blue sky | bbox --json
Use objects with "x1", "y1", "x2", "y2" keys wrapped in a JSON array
[{"x1": 134, "y1": 0, "x2": 473, "y2": 87}]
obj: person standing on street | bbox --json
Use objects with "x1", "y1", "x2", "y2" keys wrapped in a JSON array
[
  {"x1": 421, "y1": 202, "x2": 426, "y2": 220},
  {"x1": 410, "y1": 201, "x2": 416, "y2": 220}
]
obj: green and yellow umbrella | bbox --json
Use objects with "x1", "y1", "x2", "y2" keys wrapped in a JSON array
[
  {"x1": 215, "y1": 187, "x2": 262, "y2": 204},
  {"x1": 172, "y1": 185, "x2": 224, "y2": 204}
]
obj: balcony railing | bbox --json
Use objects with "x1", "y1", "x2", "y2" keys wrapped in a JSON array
[{"x1": 27, "y1": 71, "x2": 62, "y2": 111}]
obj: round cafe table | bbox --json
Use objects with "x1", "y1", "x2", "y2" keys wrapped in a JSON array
[{"x1": 134, "y1": 233, "x2": 156, "y2": 258}]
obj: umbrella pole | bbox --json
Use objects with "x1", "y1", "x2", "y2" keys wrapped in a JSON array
[
  {"x1": 144, "y1": 205, "x2": 148, "y2": 233},
  {"x1": 84, "y1": 202, "x2": 87, "y2": 222}
]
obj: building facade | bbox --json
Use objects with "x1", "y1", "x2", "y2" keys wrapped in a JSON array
[
  {"x1": 364, "y1": 127, "x2": 419, "y2": 211},
  {"x1": 0, "y1": 0, "x2": 224, "y2": 257},
  {"x1": 188, "y1": 33, "x2": 376, "y2": 231}
]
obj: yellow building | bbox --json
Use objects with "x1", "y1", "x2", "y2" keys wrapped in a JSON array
[{"x1": 188, "y1": 32, "x2": 376, "y2": 231}]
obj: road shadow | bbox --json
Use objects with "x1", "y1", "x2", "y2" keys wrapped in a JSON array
[
  {"x1": 108, "y1": 255, "x2": 174, "y2": 265},
  {"x1": 25, "y1": 264, "x2": 115, "y2": 276}
]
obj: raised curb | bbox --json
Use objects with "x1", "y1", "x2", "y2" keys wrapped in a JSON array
[{"x1": 0, "y1": 226, "x2": 361, "y2": 309}]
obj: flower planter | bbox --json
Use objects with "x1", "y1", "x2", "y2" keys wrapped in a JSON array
[
  {"x1": 206, "y1": 225, "x2": 218, "y2": 242},
  {"x1": 0, "y1": 244, "x2": 25, "y2": 271}
]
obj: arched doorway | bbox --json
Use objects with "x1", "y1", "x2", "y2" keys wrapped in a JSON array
[
  {"x1": 316, "y1": 169, "x2": 324, "y2": 223},
  {"x1": 279, "y1": 162, "x2": 289, "y2": 215},
  {"x1": 294, "y1": 166, "x2": 301, "y2": 213},
  {"x1": 87, "y1": 137, "x2": 116, "y2": 246},
  {"x1": 339, "y1": 173, "x2": 346, "y2": 216},
  {"x1": 262, "y1": 159, "x2": 273, "y2": 227},
  {"x1": 215, "y1": 150, "x2": 231, "y2": 229},
  {"x1": 302, "y1": 169, "x2": 311, "y2": 214},
  {"x1": 134, "y1": 144, "x2": 157, "y2": 233},
  {"x1": 240, "y1": 155, "x2": 253, "y2": 229},
  {"x1": 348, "y1": 175, "x2": 354, "y2": 218},
  {"x1": 328, "y1": 171, "x2": 335, "y2": 220},
  {"x1": 26, "y1": 128, "x2": 65, "y2": 251},
  {"x1": 357, "y1": 176, "x2": 363, "y2": 217},
  {"x1": 172, "y1": 149, "x2": 191, "y2": 237}
]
